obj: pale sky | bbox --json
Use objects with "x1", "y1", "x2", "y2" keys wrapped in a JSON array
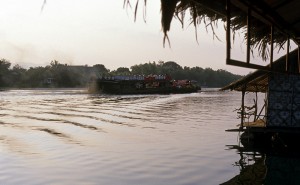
[{"x1": 0, "y1": 0, "x2": 290, "y2": 75}]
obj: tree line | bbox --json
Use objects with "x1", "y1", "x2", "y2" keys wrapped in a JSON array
[{"x1": 0, "y1": 59, "x2": 242, "y2": 88}]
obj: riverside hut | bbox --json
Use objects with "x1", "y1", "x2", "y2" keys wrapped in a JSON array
[
  {"x1": 222, "y1": 49, "x2": 300, "y2": 144},
  {"x1": 128, "y1": 0, "x2": 300, "y2": 142}
]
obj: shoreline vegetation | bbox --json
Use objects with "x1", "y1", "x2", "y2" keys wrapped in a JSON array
[{"x1": 0, "y1": 59, "x2": 242, "y2": 89}]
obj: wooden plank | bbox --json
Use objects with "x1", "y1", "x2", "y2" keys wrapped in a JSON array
[
  {"x1": 226, "y1": 127, "x2": 300, "y2": 134},
  {"x1": 249, "y1": 127, "x2": 300, "y2": 134},
  {"x1": 244, "y1": 119, "x2": 266, "y2": 127},
  {"x1": 225, "y1": 128, "x2": 245, "y2": 132},
  {"x1": 227, "y1": 59, "x2": 269, "y2": 70}
]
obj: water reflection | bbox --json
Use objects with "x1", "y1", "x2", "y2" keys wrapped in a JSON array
[
  {"x1": 1, "y1": 89, "x2": 257, "y2": 185},
  {"x1": 222, "y1": 143, "x2": 300, "y2": 185}
]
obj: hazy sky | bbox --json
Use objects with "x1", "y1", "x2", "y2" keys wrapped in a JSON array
[{"x1": 0, "y1": 0, "x2": 289, "y2": 75}]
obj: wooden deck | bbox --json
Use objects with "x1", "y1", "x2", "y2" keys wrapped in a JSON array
[
  {"x1": 243, "y1": 119, "x2": 266, "y2": 128},
  {"x1": 226, "y1": 119, "x2": 300, "y2": 134},
  {"x1": 226, "y1": 119, "x2": 266, "y2": 132}
]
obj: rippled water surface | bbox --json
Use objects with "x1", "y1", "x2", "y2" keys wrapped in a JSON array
[{"x1": 0, "y1": 89, "x2": 246, "y2": 185}]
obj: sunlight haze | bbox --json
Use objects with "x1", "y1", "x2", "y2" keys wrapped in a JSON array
[{"x1": 0, "y1": 0, "x2": 254, "y2": 75}]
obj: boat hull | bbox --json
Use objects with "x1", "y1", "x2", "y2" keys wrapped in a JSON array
[{"x1": 95, "y1": 79, "x2": 200, "y2": 95}]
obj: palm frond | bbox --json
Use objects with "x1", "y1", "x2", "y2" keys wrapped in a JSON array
[{"x1": 124, "y1": 0, "x2": 289, "y2": 61}]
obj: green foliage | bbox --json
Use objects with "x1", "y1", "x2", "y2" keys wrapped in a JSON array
[
  {"x1": 0, "y1": 60, "x2": 97, "y2": 88},
  {"x1": 0, "y1": 59, "x2": 12, "y2": 87},
  {"x1": 111, "y1": 67, "x2": 131, "y2": 75},
  {"x1": 93, "y1": 64, "x2": 110, "y2": 74},
  {"x1": 131, "y1": 61, "x2": 159, "y2": 75},
  {"x1": 0, "y1": 59, "x2": 242, "y2": 88}
]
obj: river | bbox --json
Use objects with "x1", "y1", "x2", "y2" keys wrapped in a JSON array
[{"x1": 0, "y1": 89, "x2": 298, "y2": 184}]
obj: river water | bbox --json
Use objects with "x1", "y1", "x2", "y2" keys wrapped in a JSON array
[{"x1": 0, "y1": 89, "x2": 284, "y2": 184}]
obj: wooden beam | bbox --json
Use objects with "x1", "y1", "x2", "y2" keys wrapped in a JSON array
[
  {"x1": 226, "y1": 128, "x2": 245, "y2": 132},
  {"x1": 272, "y1": 0, "x2": 294, "y2": 10},
  {"x1": 226, "y1": 0, "x2": 231, "y2": 64},
  {"x1": 254, "y1": 91, "x2": 258, "y2": 121},
  {"x1": 241, "y1": 89, "x2": 246, "y2": 128},
  {"x1": 238, "y1": 0, "x2": 288, "y2": 33},
  {"x1": 228, "y1": 58, "x2": 300, "y2": 75},
  {"x1": 247, "y1": 8, "x2": 251, "y2": 64},
  {"x1": 231, "y1": 0, "x2": 300, "y2": 46},
  {"x1": 270, "y1": 25, "x2": 274, "y2": 69},
  {"x1": 227, "y1": 59, "x2": 269, "y2": 70},
  {"x1": 246, "y1": 83, "x2": 267, "y2": 87},
  {"x1": 239, "y1": 127, "x2": 300, "y2": 134}
]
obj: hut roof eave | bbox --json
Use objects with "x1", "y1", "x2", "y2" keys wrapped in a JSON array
[
  {"x1": 221, "y1": 70, "x2": 269, "y2": 93},
  {"x1": 221, "y1": 48, "x2": 299, "y2": 93}
]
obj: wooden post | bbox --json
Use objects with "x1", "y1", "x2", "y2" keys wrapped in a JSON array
[
  {"x1": 257, "y1": 102, "x2": 266, "y2": 122},
  {"x1": 241, "y1": 88, "x2": 246, "y2": 128},
  {"x1": 286, "y1": 37, "x2": 290, "y2": 72},
  {"x1": 253, "y1": 91, "x2": 258, "y2": 122},
  {"x1": 247, "y1": 8, "x2": 251, "y2": 64},
  {"x1": 226, "y1": 0, "x2": 231, "y2": 64},
  {"x1": 298, "y1": 46, "x2": 300, "y2": 73},
  {"x1": 265, "y1": 89, "x2": 269, "y2": 127},
  {"x1": 270, "y1": 25, "x2": 274, "y2": 69}
]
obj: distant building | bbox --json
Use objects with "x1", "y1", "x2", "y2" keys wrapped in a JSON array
[{"x1": 44, "y1": 78, "x2": 55, "y2": 85}]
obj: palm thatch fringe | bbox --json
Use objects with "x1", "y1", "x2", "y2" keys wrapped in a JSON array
[
  {"x1": 124, "y1": 0, "x2": 289, "y2": 61},
  {"x1": 41, "y1": 0, "x2": 47, "y2": 12}
]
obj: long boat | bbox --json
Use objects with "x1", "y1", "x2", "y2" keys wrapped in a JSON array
[{"x1": 89, "y1": 75, "x2": 200, "y2": 94}]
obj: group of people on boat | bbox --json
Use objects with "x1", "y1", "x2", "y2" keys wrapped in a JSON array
[
  {"x1": 99, "y1": 74, "x2": 172, "y2": 81},
  {"x1": 171, "y1": 80, "x2": 197, "y2": 89}
]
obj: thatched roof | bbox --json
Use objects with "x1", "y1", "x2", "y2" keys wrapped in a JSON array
[
  {"x1": 221, "y1": 48, "x2": 299, "y2": 92},
  {"x1": 125, "y1": 0, "x2": 300, "y2": 60}
]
